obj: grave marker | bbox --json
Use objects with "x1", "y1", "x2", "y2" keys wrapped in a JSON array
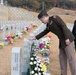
[
  {"x1": 23, "y1": 38, "x2": 31, "y2": 73},
  {"x1": 11, "y1": 47, "x2": 22, "y2": 75}
]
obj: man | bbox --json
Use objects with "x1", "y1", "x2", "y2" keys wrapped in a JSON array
[{"x1": 29, "y1": 10, "x2": 76, "y2": 75}]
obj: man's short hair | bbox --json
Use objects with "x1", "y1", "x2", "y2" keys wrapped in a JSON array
[{"x1": 38, "y1": 10, "x2": 48, "y2": 19}]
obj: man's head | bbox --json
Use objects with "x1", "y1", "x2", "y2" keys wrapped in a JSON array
[{"x1": 38, "y1": 10, "x2": 49, "y2": 24}]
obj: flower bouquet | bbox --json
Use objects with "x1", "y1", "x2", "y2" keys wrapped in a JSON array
[
  {"x1": 38, "y1": 37, "x2": 51, "y2": 57},
  {"x1": 6, "y1": 26, "x2": 8, "y2": 31},
  {"x1": 10, "y1": 34, "x2": 15, "y2": 39},
  {"x1": 30, "y1": 24, "x2": 38, "y2": 28},
  {"x1": 15, "y1": 32, "x2": 22, "y2": 39},
  {"x1": 0, "y1": 42, "x2": 4, "y2": 49},
  {"x1": 0, "y1": 27, "x2": 3, "y2": 31},
  {"x1": 3, "y1": 36, "x2": 13, "y2": 45},
  {"x1": 40, "y1": 50, "x2": 51, "y2": 57},
  {"x1": 22, "y1": 27, "x2": 27, "y2": 34},
  {"x1": 30, "y1": 52, "x2": 51, "y2": 75},
  {"x1": 30, "y1": 53, "x2": 47, "y2": 75},
  {"x1": 26, "y1": 26, "x2": 30, "y2": 31}
]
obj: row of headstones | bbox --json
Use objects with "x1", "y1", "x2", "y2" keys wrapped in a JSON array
[
  {"x1": 11, "y1": 24, "x2": 51, "y2": 75},
  {"x1": 0, "y1": 22, "x2": 31, "y2": 40},
  {"x1": 0, "y1": 21, "x2": 34, "y2": 48}
]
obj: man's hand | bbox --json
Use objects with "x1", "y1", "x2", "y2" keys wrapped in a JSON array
[
  {"x1": 28, "y1": 37, "x2": 36, "y2": 40},
  {"x1": 65, "y1": 39, "x2": 70, "y2": 46}
]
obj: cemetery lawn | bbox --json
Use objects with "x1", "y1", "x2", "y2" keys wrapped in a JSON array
[{"x1": 0, "y1": 19, "x2": 76, "y2": 75}]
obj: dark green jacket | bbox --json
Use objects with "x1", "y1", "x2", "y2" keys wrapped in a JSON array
[{"x1": 36, "y1": 16, "x2": 75, "y2": 49}]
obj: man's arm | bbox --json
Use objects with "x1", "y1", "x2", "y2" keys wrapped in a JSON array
[{"x1": 35, "y1": 28, "x2": 50, "y2": 40}]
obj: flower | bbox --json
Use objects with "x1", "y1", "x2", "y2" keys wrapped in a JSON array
[
  {"x1": 30, "y1": 57, "x2": 34, "y2": 60},
  {"x1": 34, "y1": 61, "x2": 37, "y2": 64},
  {"x1": 46, "y1": 33, "x2": 52, "y2": 38},
  {"x1": 44, "y1": 62, "x2": 49, "y2": 66},
  {"x1": 31, "y1": 71, "x2": 34, "y2": 74},
  {"x1": 7, "y1": 36, "x2": 11, "y2": 40},
  {"x1": 26, "y1": 27, "x2": 30, "y2": 31},
  {"x1": 45, "y1": 51, "x2": 50, "y2": 56},
  {"x1": 34, "y1": 67, "x2": 38, "y2": 71},
  {"x1": 30, "y1": 62, "x2": 33, "y2": 65},
  {"x1": 0, "y1": 28, "x2": 3, "y2": 31},
  {"x1": 6, "y1": 26, "x2": 8, "y2": 30},
  {"x1": 39, "y1": 43, "x2": 45, "y2": 49},
  {"x1": 10, "y1": 34, "x2": 15, "y2": 39},
  {"x1": 41, "y1": 64, "x2": 47, "y2": 72},
  {"x1": 40, "y1": 37, "x2": 51, "y2": 45},
  {"x1": 0, "y1": 42, "x2": 4, "y2": 47},
  {"x1": 30, "y1": 24, "x2": 38, "y2": 27},
  {"x1": 22, "y1": 30, "x2": 27, "y2": 34},
  {"x1": 11, "y1": 26, "x2": 13, "y2": 29},
  {"x1": 16, "y1": 32, "x2": 22, "y2": 38}
]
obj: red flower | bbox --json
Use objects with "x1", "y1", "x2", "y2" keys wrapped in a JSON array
[
  {"x1": 46, "y1": 34, "x2": 52, "y2": 39},
  {"x1": 7, "y1": 36, "x2": 11, "y2": 40}
]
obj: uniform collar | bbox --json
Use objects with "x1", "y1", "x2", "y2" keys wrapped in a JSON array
[{"x1": 47, "y1": 16, "x2": 53, "y2": 27}]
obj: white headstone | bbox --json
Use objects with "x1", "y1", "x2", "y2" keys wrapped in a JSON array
[
  {"x1": 23, "y1": 38, "x2": 31, "y2": 73},
  {"x1": 2, "y1": 25, "x2": 6, "y2": 40},
  {"x1": 1, "y1": 0, "x2": 3, "y2": 5},
  {"x1": 11, "y1": 47, "x2": 22, "y2": 75},
  {"x1": 8, "y1": 25, "x2": 11, "y2": 35}
]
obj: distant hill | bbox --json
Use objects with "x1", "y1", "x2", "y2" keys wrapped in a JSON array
[
  {"x1": 47, "y1": 7, "x2": 76, "y2": 23},
  {"x1": 48, "y1": 7, "x2": 76, "y2": 16}
]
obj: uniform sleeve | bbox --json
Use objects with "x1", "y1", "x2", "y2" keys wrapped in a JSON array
[
  {"x1": 53, "y1": 15, "x2": 70, "y2": 40},
  {"x1": 35, "y1": 28, "x2": 50, "y2": 40}
]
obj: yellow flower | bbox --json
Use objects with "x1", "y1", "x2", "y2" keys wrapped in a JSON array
[
  {"x1": 6, "y1": 26, "x2": 8, "y2": 28},
  {"x1": 0, "y1": 43, "x2": 4, "y2": 46},
  {"x1": 11, "y1": 34, "x2": 15, "y2": 37},
  {"x1": 41, "y1": 64, "x2": 47, "y2": 72},
  {"x1": 2, "y1": 43, "x2": 4, "y2": 46}
]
